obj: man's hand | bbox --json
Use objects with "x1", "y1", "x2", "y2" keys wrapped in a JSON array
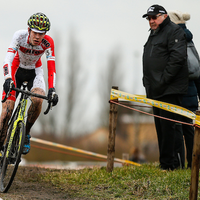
[
  {"x1": 47, "y1": 88, "x2": 58, "y2": 106},
  {"x1": 3, "y1": 78, "x2": 14, "y2": 94}
]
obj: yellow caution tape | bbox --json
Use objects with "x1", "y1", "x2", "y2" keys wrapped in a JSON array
[
  {"x1": 110, "y1": 89, "x2": 200, "y2": 126},
  {"x1": 31, "y1": 137, "x2": 141, "y2": 166}
]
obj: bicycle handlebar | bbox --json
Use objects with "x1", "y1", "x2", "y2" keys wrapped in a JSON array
[{"x1": 2, "y1": 86, "x2": 53, "y2": 115}]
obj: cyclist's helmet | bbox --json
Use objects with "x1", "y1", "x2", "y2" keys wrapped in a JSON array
[{"x1": 27, "y1": 12, "x2": 50, "y2": 32}]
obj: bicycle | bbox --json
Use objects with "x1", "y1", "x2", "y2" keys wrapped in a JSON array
[{"x1": 0, "y1": 81, "x2": 54, "y2": 193}]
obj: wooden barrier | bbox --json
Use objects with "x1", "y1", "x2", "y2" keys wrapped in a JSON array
[
  {"x1": 189, "y1": 110, "x2": 200, "y2": 200},
  {"x1": 107, "y1": 86, "x2": 118, "y2": 172}
]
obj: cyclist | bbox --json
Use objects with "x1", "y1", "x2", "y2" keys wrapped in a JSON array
[{"x1": 0, "y1": 12, "x2": 58, "y2": 155}]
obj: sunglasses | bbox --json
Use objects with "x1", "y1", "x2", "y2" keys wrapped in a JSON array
[{"x1": 146, "y1": 14, "x2": 163, "y2": 21}]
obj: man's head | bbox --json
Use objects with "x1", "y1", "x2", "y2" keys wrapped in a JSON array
[
  {"x1": 143, "y1": 5, "x2": 168, "y2": 30},
  {"x1": 28, "y1": 12, "x2": 50, "y2": 33},
  {"x1": 27, "y1": 12, "x2": 50, "y2": 46},
  {"x1": 28, "y1": 28, "x2": 46, "y2": 46}
]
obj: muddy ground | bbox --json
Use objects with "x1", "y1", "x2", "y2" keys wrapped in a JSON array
[{"x1": 0, "y1": 166, "x2": 85, "y2": 200}]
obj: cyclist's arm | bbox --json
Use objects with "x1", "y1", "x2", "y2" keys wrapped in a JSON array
[
  {"x1": 3, "y1": 51, "x2": 15, "y2": 80},
  {"x1": 3, "y1": 30, "x2": 21, "y2": 80},
  {"x1": 44, "y1": 35, "x2": 56, "y2": 89}
]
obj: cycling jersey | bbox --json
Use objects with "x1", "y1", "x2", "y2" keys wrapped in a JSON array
[{"x1": 2, "y1": 29, "x2": 56, "y2": 101}]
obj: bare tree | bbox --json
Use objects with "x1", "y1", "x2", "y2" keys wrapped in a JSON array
[
  {"x1": 36, "y1": 30, "x2": 89, "y2": 137},
  {"x1": 98, "y1": 48, "x2": 123, "y2": 128},
  {"x1": 64, "y1": 30, "x2": 87, "y2": 136}
]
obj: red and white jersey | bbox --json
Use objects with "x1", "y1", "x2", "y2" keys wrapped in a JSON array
[{"x1": 3, "y1": 29, "x2": 56, "y2": 89}]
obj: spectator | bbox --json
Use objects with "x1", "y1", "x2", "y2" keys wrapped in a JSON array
[
  {"x1": 168, "y1": 10, "x2": 200, "y2": 168},
  {"x1": 142, "y1": 5, "x2": 188, "y2": 170}
]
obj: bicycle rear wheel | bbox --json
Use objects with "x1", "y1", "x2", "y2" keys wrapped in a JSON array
[{"x1": 0, "y1": 121, "x2": 25, "y2": 193}]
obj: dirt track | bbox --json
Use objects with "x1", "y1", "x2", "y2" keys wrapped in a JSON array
[{"x1": 0, "y1": 166, "x2": 84, "y2": 200}]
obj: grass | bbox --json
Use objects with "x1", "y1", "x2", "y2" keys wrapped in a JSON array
[{"x1": 37, "y1": 162, "x2": 196, "y2": 199}]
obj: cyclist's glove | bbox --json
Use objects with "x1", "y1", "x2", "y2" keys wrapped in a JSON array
[
  {"x1": 47, "y1": 88, "x2": 58, "y2": 106},
  {"x1": 3, "y1": 78, "x2": 14, "y2": 94}
]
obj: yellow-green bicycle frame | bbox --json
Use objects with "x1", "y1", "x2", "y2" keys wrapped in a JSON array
[{"x1": 6, "y1": 99, "x2": 27, "y2": 158}]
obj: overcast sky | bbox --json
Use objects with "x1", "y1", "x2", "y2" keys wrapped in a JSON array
[
  {"x1": 1, "y1": 0, "x2": 200, "y2": 91},
  {"x1": 1, "y1": 0, "x2": 200, "y2": 134}
]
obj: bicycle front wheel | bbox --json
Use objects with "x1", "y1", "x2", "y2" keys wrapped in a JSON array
[{"x1": 0, "y1": 121, "x2": 25, "y2": 193}]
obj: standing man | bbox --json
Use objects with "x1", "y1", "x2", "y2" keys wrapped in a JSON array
[
  {"x1": 0, "y1": 12, "x2": 58, "y2": 155},
  {"x1": 142, "y1": 5, "x2": 188, "y2": 170},
  {"x1": 168, "y1": 10, "x2": 200, "y2": 168}
]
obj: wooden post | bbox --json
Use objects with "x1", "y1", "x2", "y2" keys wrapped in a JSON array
[
  {"x1": 189, "y1": 110, "x2": 200, "y2": 200},
  {"x1": 107, "y1": 86, "x2": 118, "y2": 172}
]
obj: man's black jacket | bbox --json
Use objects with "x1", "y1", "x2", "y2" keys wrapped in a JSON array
[{"x1": 142, "y1": 16, "x2": 188, "y2": 99}]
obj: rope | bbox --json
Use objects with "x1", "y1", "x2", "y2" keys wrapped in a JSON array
[
  {"x1": 110, "y1": 100, "x2": 194, "y2": 127},
  {"x1": 30, "y1": 137, "x2": 141, "y2": 166},
  {"x1": 31, "y1": 144, "x2": 107, "y2": 162}
]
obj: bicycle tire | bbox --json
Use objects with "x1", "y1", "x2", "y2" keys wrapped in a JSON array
[
  {"x1": 0, "y1": 121, "x2": 25, "y2": 193},
  {"x1": 0, "y1": 117, "x2": 15, "y2": 180}
]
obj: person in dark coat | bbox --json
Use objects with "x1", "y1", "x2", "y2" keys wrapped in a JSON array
[
  {"x1": 142, "y1": 5, "x2": 188, "y2": 170},
  {"x1": 168, "y1": 10, "x2": 200, "y2": 168}
]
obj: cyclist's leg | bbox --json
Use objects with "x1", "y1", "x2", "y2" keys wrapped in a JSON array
[
  {"x1": 1, "y1": 62, "x2": 18, "y2": 138},
  {"x1": 23, "y1": 88, "x2": 45, "y2": 155},
  {"x1": 0, "y1": 100, "x2": 15, "y2": 151},
  {"x1": 23, "y1": 67, "x2": 45, "y2": 154},
  {"x1": 26, "y1": 87, "x2": 45, "y2": 134},
  {"x1": 0, "y1": 60, "x2": 21, "y2": 151},
  {"x1": 26, "y1": 67, "x2": 46, "y2": 134}
]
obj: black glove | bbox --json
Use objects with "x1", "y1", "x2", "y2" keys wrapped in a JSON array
[
  {"x1": 3, "y1": 78, "x2": 14, "y2": 94},
  {"x1": 47, "y1": 88, "x2": 58, "y2": 106}
]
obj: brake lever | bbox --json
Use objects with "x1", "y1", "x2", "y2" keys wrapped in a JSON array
[
  {"x1": 43, "y1": 92, "x2": 55, "y2": 115},
  {"x1": 44, "y1": 101, "x2": 52, "y2": 115}
]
